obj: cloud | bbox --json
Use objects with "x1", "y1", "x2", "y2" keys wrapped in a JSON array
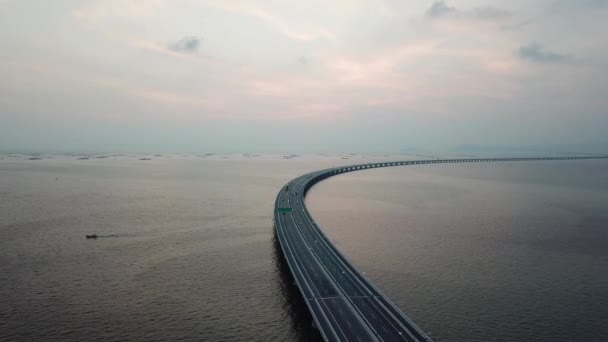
[
  {"x1": 473, "y1": 7, "x2": 512, "y2": 20},
  {"x1": 518, "y1": 43, "x2": 568, "y2": 63},
  {"x1": 426, "y1": 1, "x2": 511, "y2": 20},
  {"x1": 168, "y1": 36, "x2": 201, "y2": 54},
  {"x1": 73, "y1": 0, "x2": 165, "y2": 22},
  {"x1": 426, "y1": 1, "x2": 457, "y2": 17},
  {"x1": 553, "y1": 0, "x2": 608, "y2": 10},
  {"x1": 501, "y1": 19, "x2": 534, "y2": 31},
  {"x1": 204, "y1": 2, "x2": 335, "y2": 41}
]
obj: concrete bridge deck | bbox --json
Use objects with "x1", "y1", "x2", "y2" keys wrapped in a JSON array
[{"x1": 274, "y1": 156, "x2": 607, "y2": 341}]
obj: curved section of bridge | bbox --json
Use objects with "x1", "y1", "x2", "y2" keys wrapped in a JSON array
[{"x1": 274, "y1": 156, "x2": 606, "y2": 342}]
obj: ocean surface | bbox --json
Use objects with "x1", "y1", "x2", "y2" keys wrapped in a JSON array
[{"x1": 1, "y1": 154, "x2": 606, "y2": 341}]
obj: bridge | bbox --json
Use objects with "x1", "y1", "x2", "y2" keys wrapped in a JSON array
[{"x1": 274, "y1": 156, "x2": 607, "y2": 342}]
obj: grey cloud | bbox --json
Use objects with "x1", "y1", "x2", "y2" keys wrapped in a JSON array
[
  {"x1": 426, "y1": 1, "x2": 511, "y2": 20},
  {"x1": 550, "y1": 0, "x2": 608, "y2": 14},
  {"x1": 501, "y1": 19, "x2": 534, "y2": 31},
  {"x1": 426, "y1": 1, "x2": 457, "y2": 17},
  {"x1": 168, "y1": 36, "x2": 201, "y2": 53},
  {"x1": 519, "y1": 43, "x2": 568, "y2": 63},
  {"x1": 554, "y1": 0, "x2": 608, "y2": 9}
]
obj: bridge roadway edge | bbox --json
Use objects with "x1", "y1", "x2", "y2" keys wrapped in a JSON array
[{"x1": 273, "y1": 156, "x2": 607, "y2": 341}]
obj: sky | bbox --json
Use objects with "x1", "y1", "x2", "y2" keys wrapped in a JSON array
[{"x1": 1, "y1": 0, "x2": 607, "y2": 154}]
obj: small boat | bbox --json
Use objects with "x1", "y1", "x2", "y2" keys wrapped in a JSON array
[{"x1": 86, "y1": 234, "x2": 98, "y2": 239}]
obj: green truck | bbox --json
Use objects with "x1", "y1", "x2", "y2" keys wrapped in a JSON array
[{"x1": 276, "y1": 207, "x2": 293, "y2": 214}]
